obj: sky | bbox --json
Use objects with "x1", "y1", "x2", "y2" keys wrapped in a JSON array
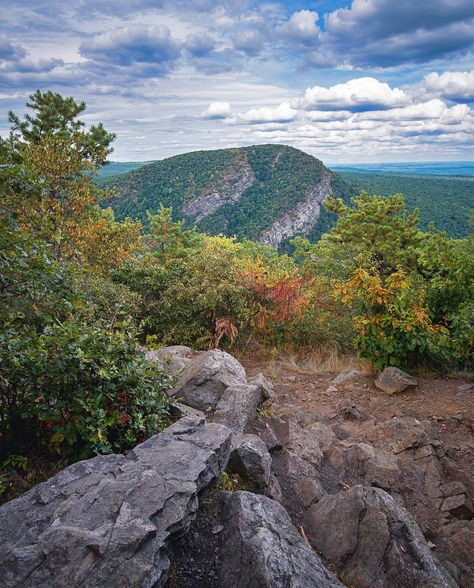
[{"x1": 1, "y1": 0, "x2": 474, "y2": 163}]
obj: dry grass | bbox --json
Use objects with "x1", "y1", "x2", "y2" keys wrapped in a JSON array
[
  {"x1": 235, "y1": 343, "x2": 373, "y2": 377},
  {"x1": 278, "y1": 346, "x2": 373, "y2": 376}
]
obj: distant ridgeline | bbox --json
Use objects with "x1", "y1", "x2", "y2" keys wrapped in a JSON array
[
  {"x1": 99, "y1": 146, "x2": 474, "y2": 244},
  {"x1": 100, "y1": 144, "x2": 356, "y2": 249}
]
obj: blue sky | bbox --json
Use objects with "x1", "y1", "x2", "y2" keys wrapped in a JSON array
[{"x1": 1, "y1": 0, "x2": 474, "y2": 163}]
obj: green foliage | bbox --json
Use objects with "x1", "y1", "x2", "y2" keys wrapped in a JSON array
[
  {"x1": 339, "y1": 170, "x2": 474, "y2": 238},
  {"x1": 102, "y1": 144, "x2": 354, "y2": 247}
]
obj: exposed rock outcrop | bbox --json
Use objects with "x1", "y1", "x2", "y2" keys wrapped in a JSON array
[
  {"x1": 306, "y1": 485, "x2": 457, "y2": 588},
  {"x1": 172, "y1": 349, "x2": 247, "y2": 410},
  {"x1": 182, "y1": 155, "x2": 255, "y2": 222},
  {"x1": 219, "y1": 491, "x2": 344, "y2": 588},
  {"x1": 228, "y1": 434, "x2": 272, "y2": 489},
  {"x1": 0, "y1": 416, "x2": 232, "y2": 588},
  {"x1": 259, "y1": 171, "x2": 333, "y2": 249},
  {"x1": 213, "y1": 383, "x2": 262, "y2": 433}
]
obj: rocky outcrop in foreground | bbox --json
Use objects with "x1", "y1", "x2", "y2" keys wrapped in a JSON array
[
  {"x1": 0, "y1": 416, "x2": 231, "y2": 588},
  {"x1": 219, "y1": 491, "x2": 344, "y2": 588}
]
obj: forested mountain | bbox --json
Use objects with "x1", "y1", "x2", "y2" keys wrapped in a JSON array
[
  {"x1": 338, "y1": 170, "x2": 474, "y2": 238},
  {"x1": 101, "y1": 144, "x2": 356, "y2": 248}
]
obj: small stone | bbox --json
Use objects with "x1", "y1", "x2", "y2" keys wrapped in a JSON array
[
  {"x1": 440, "y1": 481, "x2": 466, "y2": 497},
  {"x1": 212, "y1": 524, "x2": 224, "y2": 535},
  {"x1": 324, "y1": 385, "x2": 339, "y2": 394},
  {"x1": 332, "y1": 370, "x2": 363, "y2": 385},
  {"x1": 441, "y1": 494, "x2": 474, "y2": 518},
  {"x1": 375, "y1": 366, "x2": 418, "y2": 395},
  {"x1": 457, "y1": 383, "x2": 473, "y2": 392}
]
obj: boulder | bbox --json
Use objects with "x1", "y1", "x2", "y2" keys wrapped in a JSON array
[
  {"x1": 219, "y1": 491, "x2": 344, "y2": 588},
  {"x1": 172, "y1": 350, "x2": 247, "y2": 410},
  {"x1": 375, "y1": 366, "x2": 418, "y2": 395},
  {"x1": 332, "y1": 369, "x2": 364, "y2": 385},
  {"x1": 169, "y1": 402, "x2": 205, "y2": 420},
  {"x1": 0, "y1": 416, "x2": 231, "y2": 588},
  {"x1": 228, "y1": 434, "x2": 272, "y2": 489},
  {"x1": 441, "y1": 494, "x2": 473, "y2": 518},
  {"x1": 248, "y1": 372, "x2": 274, "y2": 400},
  {"x1": 213, "y1": 383, "x2": 262, "y2": 433},
  {"x1": 337, "y1": 398, "x2": 368, "y2": 420},
  {"x1": 306, "y1": 485, "x2": 457, "y2": 588},
  {"x1": 144, "y1": 345, "x2": 192, "y2": 377}
]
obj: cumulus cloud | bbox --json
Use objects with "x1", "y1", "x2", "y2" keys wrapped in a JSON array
[
  {"x1": 323, "y1": 0, "x2": 474, "y2": 68},
  {"x1": 232, "y1": 30, "x2": 264, "y2": 56},
  {"x1": 276, "y1": 9, "x2": 320, "y2": 46},
  {"x1": 184, "y1": 33, "x2": 216, "y2": 57},
  {"x1": 235, "y1": 102, "x2": 297, "y2": 124},
  {"x1": 295, "y1": 78, "x2": 411, "y2": 112},
  {"x1": 202, "y1": 101, "x2": 232, "y2": 119},
  {"x1": 79, "y1": 25, "x2": 181, "y2": 74},
  {"x1": 422, "y1": 70, "x2": 474, "y2": 102}
]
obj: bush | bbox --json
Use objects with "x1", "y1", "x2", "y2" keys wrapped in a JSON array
[{"x1": 0, "y1": 320, "x2": 171, "y2": 460}]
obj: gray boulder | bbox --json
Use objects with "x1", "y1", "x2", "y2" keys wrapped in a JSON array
[
  {"x1": 306, "y1": 485, "x2": 457, "y2": 588},
  {"x1": 172, "y1": 349, "x2": 247, "y2": 410},
  {"x1": 213, "y1": 383, "x2": 262, "y2": 433},
  {"x1": 0, "y1": 416, "x2": 231, "y2": 588},
  {"x1": 144, "y1": 345, "x2": 192, "y2": 377},
  {"x1": 228, "y1": 434, "x2": 272, "y2": 489},
  {"x1": 219, "y1": 491, "x2": 344, "y2": 588},
  {"x1": 248, "y1": 372, "x2": 274, "y2": 400},
  {"x1": 375, "y1": 366, "x2": 418, "y2": 395}
]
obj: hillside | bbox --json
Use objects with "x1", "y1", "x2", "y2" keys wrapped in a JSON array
[
  {"x1": 102, "y1": 144, "x2": 356, "y2": 248},
  {"x1": 338, "y1": 170, "x2": 474, "y2": 238}
]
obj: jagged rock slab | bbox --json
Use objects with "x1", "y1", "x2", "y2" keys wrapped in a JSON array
[
  {"x1": 219, "y1": 491, "x2": 344, "y2": 588},
  {"x1": 306, "y1": 485, "x2": 457, "y2": 588},
  {"x1": 375, "y1": 366, "x2": 418, "y2": 395},
  {"x1": 0, "y1": 416, "x2": 232, "y2": 588},
  {"x1": 248, "y1": 372, "x2": 274, "y2": 400},
  {"x1": 228, "y1": 434, "x2": 272, "y2": 489},
  {"x1": 172, "y1": 349, "x2": 247, "y2": 410},
  {"x1": 213, "y1": 383, "x2": 262, "y2": 433}
]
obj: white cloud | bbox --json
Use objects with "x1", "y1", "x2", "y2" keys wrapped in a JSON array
[
  {"x1": 422, "y1": 70, "x2": 474, "y2": 102},
  {"x1": 202, "y1": 101, "x2": 232, "y2": 119},
  {"x1": 277, "y1": 10, "x2": 320, "y2": 44},
  {"x1": 295, "y1": 77, "x2": 411, "y2": 112},
  {"x1": 235, "y1": 102, "x2": 297, "y2": 124}
]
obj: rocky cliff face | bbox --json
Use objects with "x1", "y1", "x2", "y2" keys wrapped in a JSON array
[
  {"x1": 258, "y1": 170, "x2": 334, "y2": 248},
  {"x1": 182, "y1": 154, "x2": 256, "y2": 222}
]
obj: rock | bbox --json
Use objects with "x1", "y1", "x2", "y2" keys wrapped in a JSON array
[
  {"x1": 306, "y1": 485, "x2": 457, "y2": 588},
  {"x1": 172, "y1": 350, "x2": 247, "y2": 410},
  {"x1": 228, "y1": 434, "x2": 272, "y2": 489},
  {"x1": 219, "y1": 491, "x2": 344, "y2": 588},
  {"x1": 213, "y1": 383, "x2": 262, "y2": 433},
  {"x1": 337, "y1": 398, "x2": 367, "y2": 420},
  {"x1": 365, "y1": 417, "x2": 430, "y2": 454},
  {"x1": 324, "y1": 385, "x2": 339, "y2": 394},
  {"x1": 259, "y1": 422, "x2": 282, "y2": 452},
  {"x1": 0, "y1": 416, "x2": 232, "y2": 588},
  {"x1": 155, "y1": 345, "x2": 193, "y2": 360},
  {"x1": 327, "y1": 442, "x2": 401, "y2": 493},
  {"x1": 169, "y1": 402, "x2": 205, "y2": 420},
  {"x1": 248, "y1": 372, "x2": 274, "y2": 400},
  {"x1": 332, "y1": 369, "x2": 364, "y2": 385},
  {"x1": 288, "y1": 421, "x2": 336, "y2": 467},
  {"x1": 441, "y1": 481, "x2": 466, "y2": 497},
  {"x1": 375, "y1": 366, "x2": 418, "y2": 395},
  {"x1": 144, "y1": 345, "x2": 193, "y2": 377},
  {"x1": 457, "y1": 383, "x2": 473, "y2": 392},
  {"x1": 265, "y1": 473, "x2": 284, "y2": 503},
  {"x1": 441, "y1": 494, "x2": 473, "y2": 518}
]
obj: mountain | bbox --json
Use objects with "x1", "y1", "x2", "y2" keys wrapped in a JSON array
[
  {"x1": 101, "y1": 144, "x2": 356, "y2": 248},
  {"x1": 337, "y1": 170, "x2": 474, "y2": 238}
]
